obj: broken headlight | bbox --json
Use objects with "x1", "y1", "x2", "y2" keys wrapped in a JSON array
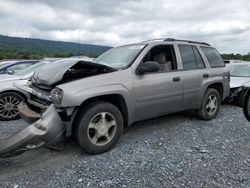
[{"x1": 50, "y1": 88, "x2": 64, "y2": 105}]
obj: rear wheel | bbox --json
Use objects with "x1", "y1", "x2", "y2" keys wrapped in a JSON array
[
  {"x1": 75, "y1": 102, "x2": 123, "y2": 154},
  {"x1": 197, "y1": 88, "x2": 221, "y2": 120},
  {"x1": 0, "y1": 92, "x2": 24, "y2": 121}
]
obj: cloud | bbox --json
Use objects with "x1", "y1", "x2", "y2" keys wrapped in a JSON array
[{"x1": 0, "y1": 0, "x2": 249, "y2": 54}]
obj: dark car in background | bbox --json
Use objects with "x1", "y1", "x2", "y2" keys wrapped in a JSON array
[{"x1": 0, "y1": 60, "x2": 40, "y2": 74}]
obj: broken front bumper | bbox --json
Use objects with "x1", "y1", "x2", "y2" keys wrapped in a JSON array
[{"x1": 0, "y1": 103, "x2": 65, "y2": 158}]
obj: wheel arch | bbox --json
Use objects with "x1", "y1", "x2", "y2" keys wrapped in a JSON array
[
  {"x1": 207, "y1": 82, "x2": 224, "y2": 99},
  {"x1": 0, "y1": 90, "x2": 27, "y2": 100},
  {"x1": 70, "y1": 94, "x2": 129, "y2": 137}
]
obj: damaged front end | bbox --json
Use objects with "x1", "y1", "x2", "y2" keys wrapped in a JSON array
[
  {"x1": 0, "y1": 59, "x2": 116, "y2": 158},
  {"x1": 0, "y1": 102, "x2": 65, "y2": 158}
]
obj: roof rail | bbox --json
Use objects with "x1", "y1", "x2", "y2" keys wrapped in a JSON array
[
  {"x1": 164, "y1": 38, "x2": 210, "y2": 46},
  {"x1": 141, "y1": 38, "x2": 169, "y2": 43},
  {"x1": 142, "y1": 38, "x2": 210, "y2": 46}
]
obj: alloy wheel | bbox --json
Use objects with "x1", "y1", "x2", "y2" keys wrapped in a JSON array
[
  {"x1": 206, "y1": 94, "x2": 218, "y2": 116},
  {"x1": 87, "y1": 112, "x2": 117, "y2": 146},
  {"x1": 0, "y1": 96, "x2": 20, "y2": 119}
]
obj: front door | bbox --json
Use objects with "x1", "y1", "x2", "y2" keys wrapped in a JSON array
[
  {"x1": 133, "y1": 72, "x2": 183, "y2": 121},
  {"x1": 133, "y1": 44, "x2": 183, "y2": 121}
]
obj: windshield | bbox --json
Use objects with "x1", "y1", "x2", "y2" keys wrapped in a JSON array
[
  {"x1": 93, "y1": 44, "x2": 145, "y2": 69},
  {"x1": 0, "y1": 61, "x2": 15, "y2": 69},
  {"x1": 14, "y1": 61, "x2": 48, "y2": 76},
  {"x1": 228, "y1": 64, "x2": 250, "y2": 77}
]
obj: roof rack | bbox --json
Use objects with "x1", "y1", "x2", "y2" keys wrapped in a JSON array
[
  {"x1": 141, "y1": 38, "x2": 169, "y2": 43},
  {"x1": 142, "y1": 38, "x2": 210, "y2": 46},
  {"x1": 164, "y1": 38, "x2": 210, "y2": 46}
]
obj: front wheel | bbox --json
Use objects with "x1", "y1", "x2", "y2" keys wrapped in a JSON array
[
  {"x1": 0, "y1": 92, "x2": 24, "y2": 121},
  {"x1": 75, "y1": 102, "x2": 124, "y2": 154},
  {"x1": 197, "y1": 88, "x2": 221, "y2": 120}
]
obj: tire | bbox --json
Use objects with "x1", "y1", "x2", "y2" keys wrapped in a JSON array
[
  {"x1": 197, "y1": 88, "x2": 221, "y2": 120},
  {"x1": 238, "y1": 90, "x2": 247, "y2": 107},
  {"x1": 243, "y1": 89, "x2": 250, "y2": 122},
  {"x1": 0, "y1": 92, "x2": 24, "y2": 121},
  {"x1": 75, "y1": 101, "x2": 124, "y2": 154}
]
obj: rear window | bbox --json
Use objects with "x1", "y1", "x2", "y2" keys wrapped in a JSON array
[{"x1": 201, "y1": 47, "x2": 224, "y2": 68}]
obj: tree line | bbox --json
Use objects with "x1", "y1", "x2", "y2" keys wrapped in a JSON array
[
  {"x1": 0, "y1": 35, "x2": 111, "y2": 60},
  {"x1": 221, "y1": 53, "x2": 250, "y2": 61},
  {"x1": 0, "y1": 49, "x2": 101, "y2": 60}
]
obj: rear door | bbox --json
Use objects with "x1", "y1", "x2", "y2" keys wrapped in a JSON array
[{"x1": 177, "y1": 44, "x2": 209, "y2": 109}]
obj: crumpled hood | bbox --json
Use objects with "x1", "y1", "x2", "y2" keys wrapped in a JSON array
[
  {"x1": 230, "y1": 76, "x2": 250, "y2": 88},
  {"x1": 32, "y1": 59, "x2": 115, "y2": 88},
  {"x1": 0, "y1": 74, "x2": 20, "y2": 82},
  {"x1": 32, "y1": 59, "x2": 81, "y2": 86}
]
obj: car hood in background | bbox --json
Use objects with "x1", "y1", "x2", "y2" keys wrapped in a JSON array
[
  {"x1": 230, "y1": 76, "x2": 250, "y2": 88},
  {"x1": 0, "y1": 74, "x2": 21, "y2": 82}
]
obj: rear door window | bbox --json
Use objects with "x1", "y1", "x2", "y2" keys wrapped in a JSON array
[
  {"x1": 179, "y1": 45, "x2": 206, "y2": 70},
  {"x1": 201, "y1": 47, "x2": 224, "y2": 68},
  {"x1": 179, "y1": 45, "x2": 197, "y2": 70}
]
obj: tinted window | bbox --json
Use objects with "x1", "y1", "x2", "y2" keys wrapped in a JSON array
[
  {"x1": 179, "y1": 45, "x2": 196, "y2": 70},
  {"x1": 201, "y1": 47, "x2": 224, "y2": 68},
  {"x1": 193, "y1": 47, "x2": 205, "y2": 69}
]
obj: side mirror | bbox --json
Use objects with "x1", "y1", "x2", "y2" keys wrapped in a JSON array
[
  {"x1": 137, "y1": 61, "x2": 160, "y2": 75},
  {"x1": 7, "y1": 69, "x2": 14, "y2": 75}
]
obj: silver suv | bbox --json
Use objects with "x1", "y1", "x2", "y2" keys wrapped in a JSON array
[{"x1": 0, "y1": 38, "x2": 230, "y2": 157}]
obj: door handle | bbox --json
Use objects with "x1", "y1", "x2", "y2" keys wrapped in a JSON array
[
  {"x1": 173, "y1": 77, "x2": 180, "y2": 82},
  {"x1": 203, "y1": 73, "x2": 209, "y2": 78}
]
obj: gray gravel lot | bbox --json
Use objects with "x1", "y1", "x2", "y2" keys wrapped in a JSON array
[{"x1": 0, "y1": 104, "x2": 250, "y2": 188}]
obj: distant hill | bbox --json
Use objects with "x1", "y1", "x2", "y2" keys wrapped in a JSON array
[{"x1": 0, "y1": 35, "x2": 111, "y2": 59}]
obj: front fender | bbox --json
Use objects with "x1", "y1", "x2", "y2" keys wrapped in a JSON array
[
  {"x1": 60, "y1": 84, "x2": 135, "y2": 123},
  {"x1": 0, "y1": 80, "x2": 30, "y2": 98}
]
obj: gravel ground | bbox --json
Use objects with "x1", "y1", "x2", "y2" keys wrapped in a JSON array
[{"x1": 0, "y1": 104, "x2": 250, "y2": 188}]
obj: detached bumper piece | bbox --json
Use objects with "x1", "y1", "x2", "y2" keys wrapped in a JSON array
[
  {"x1": 0, "y1": 103, "x2": 65, "y2": 158},
  {"x1": 18, "y1": 102, "x2": 42, "y2": 124}
]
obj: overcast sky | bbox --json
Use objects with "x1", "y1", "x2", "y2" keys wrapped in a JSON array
[{"x1": 0, "y1": 0, "x2": 249, "y2": 54}]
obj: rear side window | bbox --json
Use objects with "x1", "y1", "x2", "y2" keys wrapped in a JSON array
[
  {"x1": 179, "y1": 45, "x2": 196, "y2": 70},
  {"x1": 179, "y1": 45, "x2": 205, "y2": 70},
  {"x1": 201, "y1": 47, "x2": 224, "y2": 68}
]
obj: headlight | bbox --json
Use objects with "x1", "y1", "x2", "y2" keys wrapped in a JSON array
[{"x1": 50, "y1": 88, "x2": 64, "y2": 105}]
